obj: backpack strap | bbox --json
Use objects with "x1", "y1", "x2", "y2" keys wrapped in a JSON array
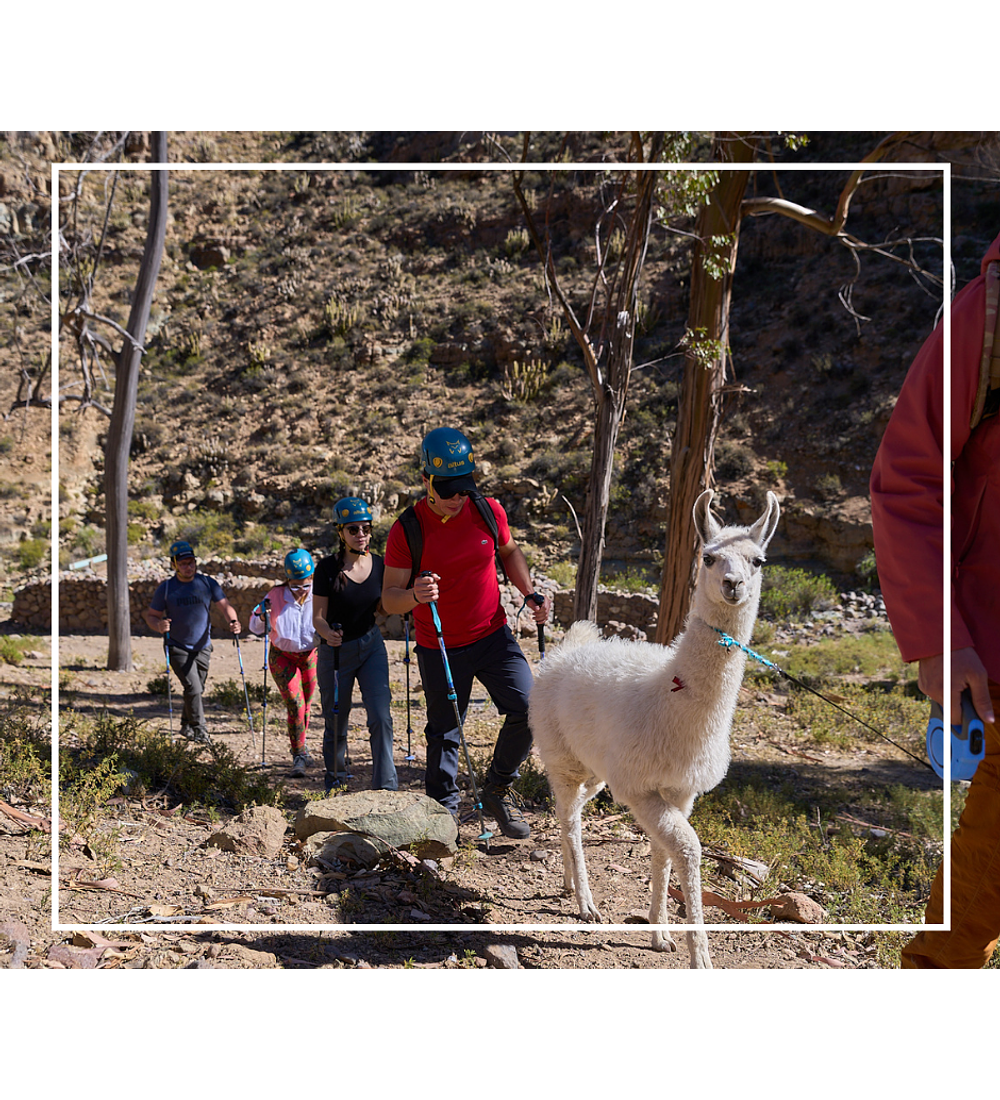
[
  {"x1": 398, "y1": 505, "x2": 423, "y2": 589},
  {"x1": 970, "y1": 259, "x2": 1000, "y2": 429}
]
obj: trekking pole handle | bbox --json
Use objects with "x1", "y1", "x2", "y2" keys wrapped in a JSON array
[
  {"x1": 416, "y1": 569, "x2": 440, "y2": 605},
  {"x1": 528, "y1": 592, "x2": 546, "y2": 657}
]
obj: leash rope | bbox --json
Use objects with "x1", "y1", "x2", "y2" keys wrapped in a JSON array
[{"x1": 710, "y1": 626, "x2": 934, "y2": 772}]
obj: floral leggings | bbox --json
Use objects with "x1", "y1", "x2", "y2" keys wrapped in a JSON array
[{"x1": 267, "y1": 647, "x2": 318, "y2": 756}]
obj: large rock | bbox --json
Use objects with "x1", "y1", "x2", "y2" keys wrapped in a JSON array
[
  {"x1": 207, "y1": 805, "x2": 287, "y2": 858},
  {"x1": 293, "y1": 790, "x2": 458, "y2": 858}
]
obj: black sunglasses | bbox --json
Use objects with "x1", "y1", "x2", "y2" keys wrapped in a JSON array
[
  {"x1": 345, "y1": 524, "x2": 372, "y2": 535},
  {"x1": 434, "y1": 486, "x2": 471, "y2": 500}
]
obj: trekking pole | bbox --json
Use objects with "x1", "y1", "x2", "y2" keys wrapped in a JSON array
[
  {"x1": 163, "y1": 630, "x2": 175, "y2": 736},
  {"x1": 234, "y1": 633, "x2": 257, "y2": 754},
  {"x1": 331, "y1": 623, "x2": 352, "y2": 784},
  {"x1": 420, "y1": 572, "x2": 492, "y2": 846},
  {"x1": 259, "y1": 598, "x2": 271, "y2": 768},
  {"x1": 403, "y1": 613, "x2": 416, "y2": 762}
]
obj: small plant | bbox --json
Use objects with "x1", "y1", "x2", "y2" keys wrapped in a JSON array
[
  {"x1": 0, "y1": 635, "x2": 33, "y2": 666},
  {"x1": 247, "y1": 340, "x2": 272, "y2": 368},
  {"x1": 504, "y1": 227, "x2": 530, "y2": 257},
  {"x1": 146, "y1": 673, "x2": 170, "y2": 696},
  {"x1": 499, "y1": 359, "x2": 549, "y2": 403},
  {"x1": 323, "y1": 295, "x2": 365, "y2": 338}
]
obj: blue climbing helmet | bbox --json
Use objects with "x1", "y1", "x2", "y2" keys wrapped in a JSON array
[
  {"x1": 284, "y1": 548, "x2": 315, "y2": 582},
  {"x1": 333, "y1": 496, "x2": 373, "y2": 525},
  {"x1": 169, "y1": 539, "x2": 195, "y2": 564},
  {"x1": 421, "y1": 427, "x2": 475, "y2": 478}
]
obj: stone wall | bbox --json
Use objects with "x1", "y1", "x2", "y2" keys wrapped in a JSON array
[{"x1": 13, "y1": 569, "x2": 660, "y2": 640}]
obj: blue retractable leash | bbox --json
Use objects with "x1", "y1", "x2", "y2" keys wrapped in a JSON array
[
  {"x1": 927, "y1": 691, "x2": 985, "y2": 782},
  {"x1": 712, "y1": 627, "x2": 937, "y2": 774},
  {"x1": 420, "y1": 572, "x2": 492, "y2": 845}
]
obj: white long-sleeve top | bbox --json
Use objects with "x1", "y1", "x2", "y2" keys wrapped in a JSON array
[{"x1": 248, "y1": 584, "x2": 317, "y2": 653}]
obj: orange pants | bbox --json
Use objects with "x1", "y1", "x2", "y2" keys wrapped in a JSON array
[{"x1": 901, "y1": 683, "x2": 1000, "y2": 968}]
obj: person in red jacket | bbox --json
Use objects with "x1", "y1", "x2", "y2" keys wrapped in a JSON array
[
  {"x1": 381, "y1": 427, "x2": 550, "y2": 839},
  {"x1": 870, "y1": 228, "x2": 1000, "y2": 968}
]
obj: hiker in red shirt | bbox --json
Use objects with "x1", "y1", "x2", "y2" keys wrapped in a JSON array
[{"x1": 382, "y1": 427, "x2": 550, "y2": 838}]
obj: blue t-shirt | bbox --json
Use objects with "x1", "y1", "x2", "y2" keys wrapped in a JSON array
[{"x1": 150, "y1": 572, "x2": 225, "y2": 651}]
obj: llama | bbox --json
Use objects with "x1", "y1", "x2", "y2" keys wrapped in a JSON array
[{"x1": 529, "y1": 489, "x2": 780, "y2": 969}]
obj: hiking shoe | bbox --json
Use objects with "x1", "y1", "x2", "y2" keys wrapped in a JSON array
[
  {"x1": 290, "y1": 753, "x2": 310, "y2": 778},
  {"x1": 481, "y1": 781, "x2": 530, "y2": 840},
  {"x1": 183, "y1": 728, "x2": 211, "y2": 745}
]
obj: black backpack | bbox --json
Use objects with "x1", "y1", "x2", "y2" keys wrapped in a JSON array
[{"x1": 398, "y1": 494, "x2": 508, "y2": 588}]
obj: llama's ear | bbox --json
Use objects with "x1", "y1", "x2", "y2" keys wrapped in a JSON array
[
  {"x1": 749, "y1": 490, "x2": 781, "y2": 551},
  {"x1": 693, "y1": 489, "x2": 721, "y2": 544}
]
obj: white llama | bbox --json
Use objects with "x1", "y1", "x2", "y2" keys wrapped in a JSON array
[{"x1": 529, "y1": 489, "x2": 780, "y2": 969}]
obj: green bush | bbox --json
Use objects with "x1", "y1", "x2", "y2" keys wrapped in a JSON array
[
  {"x1": 69, "y1": 710, "x2": 283, "y2": 811},
  {"x1": 17, "y1": 538, "x2": 48, "y2": 571},
  {"x1": 759, "y1": 565, "x2": 837, "y2": 621}
]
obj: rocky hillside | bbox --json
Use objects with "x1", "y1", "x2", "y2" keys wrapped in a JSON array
[{"x1": 2, "y1": 131, "x2": 996, "y2": 607}]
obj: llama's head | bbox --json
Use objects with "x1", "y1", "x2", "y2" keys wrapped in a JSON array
[{"x1": 692, "y1": 490, "x2": 781, "y2": 615}]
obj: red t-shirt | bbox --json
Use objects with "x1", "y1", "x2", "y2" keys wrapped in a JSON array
[{"x1": 385, "y1": 496, "x2": 510, "y2": 648}]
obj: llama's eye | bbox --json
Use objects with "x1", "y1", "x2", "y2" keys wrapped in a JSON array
[
  {"x1": 703, "y1": 554, "x2": 715, "y2": 567},
  {"x1": 752, "y1": 558, "x2": 764, "y2": 569}
]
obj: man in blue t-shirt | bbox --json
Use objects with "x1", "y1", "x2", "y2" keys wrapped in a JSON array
[{"x1": 143, "y1": 541, "x2": 241, "y2": 743}]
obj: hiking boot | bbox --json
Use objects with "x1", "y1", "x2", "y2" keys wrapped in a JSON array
[
  {"x1": 290, "y1": 753, "x2": 309, "y2": 778},
  {"x1": 481, "y1": 781, "x2": 530, "y2": 840},
  {"x1": 184, "y1": 727, "x2": 211, "y2": 745}
]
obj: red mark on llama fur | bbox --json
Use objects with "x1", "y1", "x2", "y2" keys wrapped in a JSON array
[{"x1": 671, "y1": 677, "x2": 685, "y2": 691}]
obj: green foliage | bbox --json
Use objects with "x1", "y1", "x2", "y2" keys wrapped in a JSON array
[
  {"x1": 759, "y1": 565, "x2": 838, "y2": 621},
  {"x1": 0, "y1": 693, "x2": 50, "y2": 802},
  {"x1": 207, "y1": 677, "x2": 277, "y2": 708},
  {"x1": 17, "y1": 538, "x2": 48, "y2": 571},
  {"x1": 324, "y1": 295, "x2": 365, "y2": 338},
  {"x1": 715, "y1": 440, "x2": 755, "y2": 480},
  {"x1": 499, "y1": 359, "x2": 550, "y2": 403},
  {"x1": 758, "y1": 630, "x2": 908, "y2": 687},
  {"x1": 692, "y1": 776, "x2": 935, "y2": 926},
  {"x1": 146, "y1": 673, "x2": 170, "y2": 696},
  {"x1": 504, "y1": 227, "x2": 530, "y2": 257},
  {"x1": 66, "y1": 710, "x2": 284, "y2": 812},
  {"x1": 0, "y1": 635, "x2": 35, "y2": 666},
  {"x1": 600, "y1": 563, "x2": 657, "y2": 593},
  {"x1": 656, "y1": 168, "x2": 718, "y2": 220},
  {"x1": 787, "y1": 682, "x2": 924, "y2": 751},
  {"x1": 855, "y1": 549, "x2": 878, "y2": 589},
  {"x1": 702, "y1": 234, "x2": 736, "y2": 281},
  {"x1": 59, "y1": 752, "x2": 127, "y2": 864},
  {"x1": 679, "y1": 326, "x2": 727, "y2": 369},
  {"x1": 546, "y1": 561, "x2": 577, "y2": 589},
  {"x1": 170, "y1": 510, "x2": 237, "y2": 557}
]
